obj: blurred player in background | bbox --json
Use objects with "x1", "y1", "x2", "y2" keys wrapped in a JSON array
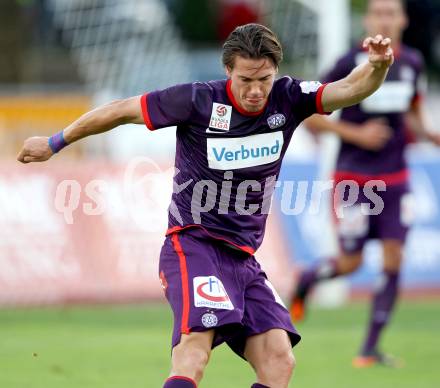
[
  {"x1": 18, "y1": 23, "x2": 394, "y2": 388},
  {"x1": 290, "y1": 0, "x2": 440, "y2": 368}
]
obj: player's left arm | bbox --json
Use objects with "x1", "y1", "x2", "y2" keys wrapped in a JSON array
[
  {"x1": 321, "y1": 35, "x2": 394, "y2": 112},
  {"x1": 406, "y1": 100, "x2": 440, "y2": 146}
]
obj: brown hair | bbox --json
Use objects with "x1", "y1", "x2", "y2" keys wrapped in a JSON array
[
  {"x1": 222, "y1": 23, "x2": 283, "y2": 69},
  {"x1": 367, "y1": 0, "x2": 406, "y2": 12}
]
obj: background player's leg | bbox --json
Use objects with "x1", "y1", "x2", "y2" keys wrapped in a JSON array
[
  {"x1": 356, "y1": 239, "x2": 402, "y2": 364},
  {"x1": 244, "y1": 328, "x2": 295, "y2": 388},
  {"x1": 298, "y1": 251, "x2": 363, "y2": 289},
  {"x1": 165, "y1": 330, "x2": 214, "y2": 387},
  {"x1": 290, "y1": 251, "x2": 363, "y2": 320}
]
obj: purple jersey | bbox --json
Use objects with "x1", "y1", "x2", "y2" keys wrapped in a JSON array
[
  {"x1": 322, "y1": 45, "x2": 425, "y2": 183},
  {"x1": 141, "y1": 77, "x2": 327, "y2": 253}
]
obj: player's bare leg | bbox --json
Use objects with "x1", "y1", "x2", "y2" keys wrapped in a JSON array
[
  {"x1": 290, "y1": 252, "x2": 363, "y2": 321},
  {"x1": 165, "y1": 330, "x2": 214, "y2": 387},
  {"x1": 354, "y1": 239, "x2": 404, "y2": 368},
  {"x1": 244, "y1": 328, "x2": 295, "y2": 388}
]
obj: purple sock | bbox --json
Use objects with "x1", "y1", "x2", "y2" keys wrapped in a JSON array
[
  {"x1": 361, "y1": 271, "x2": 400, "y2": 355},
  {"x1": 163, "y1": 376, "x2": 196, "y2": 388},
  {"x1": 296, "y1": 258, "x2": 339, "y2": 299},
  {"x1": 251, "y1": 384, "x2": 270, "y2": 388}
]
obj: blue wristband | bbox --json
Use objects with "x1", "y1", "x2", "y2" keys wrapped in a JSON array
[{"x1": 48, "y1": 131, "x2": 68, "y2": 153}]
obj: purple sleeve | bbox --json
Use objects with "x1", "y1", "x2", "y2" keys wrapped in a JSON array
[
  {"x1": 286, "y1": 52, "x2": 354, "y2": 119},
  {"x1": 141, "y1": 83, "x2": 193, "y2": 130},
  {"x1": 285, "y1": 77, "x2": 330, "y2": 120}
]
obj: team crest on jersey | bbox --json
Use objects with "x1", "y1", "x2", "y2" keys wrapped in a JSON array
[
  {"x1": 208, "y1": 103, "x2": 232, "y2": 132},
  {"x1": 267, "y1": 113, "x2": 286, "y2": 129},
  {"x1": 193, "y1": 276, "x2": 234, "y2": 310}
]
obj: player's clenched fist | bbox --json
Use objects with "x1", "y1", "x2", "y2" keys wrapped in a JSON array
[
  {"x1": 363, "y1": 34, "x2": 394, "y2": 69},
  {"x1": 17, "y1": 136, "x2": 54, "y2": 164}
]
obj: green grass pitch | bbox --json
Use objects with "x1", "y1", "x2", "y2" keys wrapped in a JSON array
[{"x1": 0, "y1": 300, "x2": 438, "y2": 387}]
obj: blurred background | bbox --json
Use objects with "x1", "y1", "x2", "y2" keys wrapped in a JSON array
[{"x1": 1, "y1": 1, "x2": 439, "y2": 387}]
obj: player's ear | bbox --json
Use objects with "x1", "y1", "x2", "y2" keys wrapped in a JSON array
[
  {"x1": 225, "y1": 65, "x2": 232, "y2": 78},
  {"x1": 400, "y1": 11, "x2": 409, "y2": 31}
]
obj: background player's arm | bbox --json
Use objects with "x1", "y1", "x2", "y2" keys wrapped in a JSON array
[
  {"x1": 406, "y1": 101, "x2": 440, "y2": 145},
  {"x1": 17, "y1": 96, "x2": 143, "y2": 163},
  {"x1": 304, "y1": 115, "x2": 392, "y2": 151},
  {"x1": 321, "y1": 35, "x2": 393, "y2": 113}
]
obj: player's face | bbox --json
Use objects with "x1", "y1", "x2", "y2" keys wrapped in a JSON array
[
  {"x1": 365, "y1": 0, "x2": 407, "y2": 44},
  {"x1": 226, "y1": 56, "x2": 277, "y2": 112}
]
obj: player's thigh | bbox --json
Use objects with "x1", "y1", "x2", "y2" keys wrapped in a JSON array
[
  {"x1": 244, "y1": 329, "x2": 295, "y2": 372},
  {"x1": 232, "y1": 260, "x2": 300, "y2": 358},
  {"x1": 374, "y1": 184, "x2": 409, "y2": 272},
  {"x1": 382, "y1": 239, "x2": 403, "y2": 272},
  {"x1": 334, "y1": 189, "x2": 371, "y2": 258},
  {"x1": 375, "y1": 183, "x2": 410, "y2": 248}
]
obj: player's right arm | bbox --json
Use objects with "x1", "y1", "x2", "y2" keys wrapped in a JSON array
[
  {"x1": 304, "y1": 115, "x2": 392, "y2": 151},
  {"x1": 321, "y1": 35, "x2": 393, "y2": 113},
  {"x1": 17, "y1": 96, "x2": 143, "y2": 163}
]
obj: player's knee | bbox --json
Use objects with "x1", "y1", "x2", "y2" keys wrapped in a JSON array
[
  {"x1": 383, "y1": 242, "x2": 402, "y2": 272},
  {"x1": 186, "y1": 348, "x2": 209, "y2": 380},
  {"x1": 258, "y1": 346, "x2": 295, "y2": 381},
  {"x1": 283, "y1": 350, "x2": 296, "y2": 374},
  {"x1": 384, "y1": 256, "x2": 401, "y2": 272},
  {"x1": 337, "y1": 255, "x2": 362, "y2": 274},
  {"x1": 348, "y1": 258, "x2": 362, "y2": 272},
  {"x1": 171, "y1": 346, "x2": 210, "y2": 382}
]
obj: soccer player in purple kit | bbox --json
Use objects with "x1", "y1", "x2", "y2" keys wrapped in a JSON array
[
  {"x1": 18, "y1": 23, "x2": 394, "y2": 387},
  {"x1": 289, "y1": 0, "x2": 440, "y2": 369}
]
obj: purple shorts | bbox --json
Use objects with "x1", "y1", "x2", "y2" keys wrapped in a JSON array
[
  {"x1": 158, "y1": 228, "x2": 300, "y2": 359},
  {"x1": 335, "y1": 183, "x2": 411, "y2": 254}
]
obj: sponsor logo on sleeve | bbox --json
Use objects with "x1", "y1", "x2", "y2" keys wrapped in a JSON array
[
  {"x1": 267, "y1": 113, "x2": 286, "y2": 129},
  {"x1": 209, "y1": 103, "x2": 232, "y2": 132},
  {"x1": 207, "y1": 131, "x2": 284, "y2": 170},
  {"x1": 299, "y1": 81, "x2": 322, "y2": 94},
  {"x1": 193, "y1": 276, "x2": 234, "y2": 310}
]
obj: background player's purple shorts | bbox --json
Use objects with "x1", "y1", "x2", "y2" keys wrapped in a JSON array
[
  {"x1": 159, "y1": 227, "x2": 300, "y2": 359},
  {"x1": 335, "y1": 182, "x2": 411, "y2": 254}
]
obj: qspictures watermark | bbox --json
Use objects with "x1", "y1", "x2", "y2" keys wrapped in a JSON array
[{"x1": 53, "y1": 157, "x2": 386, "y2": 229}]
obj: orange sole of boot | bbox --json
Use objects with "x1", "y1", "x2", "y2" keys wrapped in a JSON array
[{"x1": 290, "y1": 299, "x2": 305, "y2": 322}]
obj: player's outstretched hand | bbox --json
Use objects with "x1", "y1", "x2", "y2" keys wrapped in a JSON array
[
  {"x1": 363, "y1": 34, "x2": 394, "y2": 70},
  {"x1": 355, "y1": 118, "x2": 392, "y2": 151},
  {"x1": 17, "y1": 136, "x2": 54, "y2": 164}
]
